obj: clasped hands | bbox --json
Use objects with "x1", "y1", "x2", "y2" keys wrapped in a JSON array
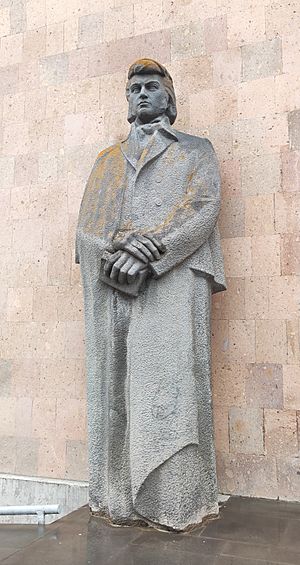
[{"x1": 103, "y1": 233, "x2": 165, "y2": 285}]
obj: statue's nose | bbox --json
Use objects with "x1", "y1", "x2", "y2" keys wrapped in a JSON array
[{"x1": 139, "y1": 86, "x2": 148, "y2": 98}]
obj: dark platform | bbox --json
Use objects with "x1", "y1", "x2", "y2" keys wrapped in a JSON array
[{"x1": 1, "y1": 496, "x2": 300, "y2": 564}]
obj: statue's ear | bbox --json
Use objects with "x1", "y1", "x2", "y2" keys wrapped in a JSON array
[{"x1": 127, "y1": 100, "x2": 136, "y2": 123}]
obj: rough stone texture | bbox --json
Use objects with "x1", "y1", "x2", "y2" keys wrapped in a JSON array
[{"x1": 0, "y1": 0, "x2": 298, "y2": 507}]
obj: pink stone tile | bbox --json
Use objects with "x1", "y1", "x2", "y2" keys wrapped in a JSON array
[
  {"x1": 264, "y1": 409, "x2": 298, "y2": 457},
  {"x1": 227, "y1": 7, "x2": 265, "y2": 49},
  {"x1": 252, "y1": 235, "x2": 281, "y2": 277},
  {"x1": 229, "y1": 406, "x2": 264, "y2": 455},
  {"x1": 65, "y1": 439, "x2": 88, "y2": 480},
  {"x1": 222, "y1": 237, "x2": 252, "y2": 277},
  {"x1": 217, "y1": 452, "x2": 278, "y2": 498},
  {"x1": 15, "y1": 437, "x2": 39, "y2": 475},
  {"x1": 56, "y1": 398, "x2": 86, "y2": 441},
  {"x1": 213, "y1": 406, "x2": 229, "y2": 453},
  {"x1": 211, "y1": 319, "x2": 229, "y2": 364},
  {"x1": 229, "y1": 320, "x2": 255, "y2": 363},
  {"x1": 38, "y1": 437, "x2": 66, "y2": 478},
  {"x1": 65, "y1": 321, "x2": 85, "y2": 359},
  {"x1": 0, "y1": 398, "x2": 16, "y2": 435},
  {"x1": 281, "y1": 234, "x2": 300, "y2": 275},
  {"x1": 7, "y1": 288, "x2": 33, "y2": 322},
  {"x1": 220, "y1": 159, "x2": 241, "y2": 197},
  {"x1": 277, "y1": 456, "x2": 300, "y2": 501},
  {"x1": 275, "y1": 193, "x2": 300, "y2": 234},
  {"x1": 213, "y1": 48, "x2": 241, "y2": 86},
  {"x1": 212, "y1": 277, "x2": 245, "y2": 320},
  {"x1": 268, "y1": 276, "x2": 300, "y2": 320},
  {"x1": 245, "y1": 363, "x2": 283, "y2": 409},
  {"x1": 11, "y1": 359, "x2": 41, "y2": 397},
  {"x1": 218, "y1": 196, "x2": 245, "y2": 238},
  {"x1": 0, "y1": 437, "x2": 16, "y2": 474},
  {"x1": 283, "y1": 365, "x2": 300, "y2": 410},
  {"x1": 245, "y1": 195, "x2": 275, "y2": 236},
  {"x1": 204, "y1": 15, "x2": 227, "y2": 54},
  {"x1": 245, "y1": 277, "x2": 269, "y2": 320},
  {"x1": 256, "y1": 320, "x2": 287, "y2": 364},
  {"x1": 15, "y1": 397, "x2": 33, "y2": 437},
  {"x1": 287, "y1": 320, "x2": 300, "y2": 366},
  {"x1": 212, "y1": 362, "x2": 246, "y2": 407},
  {"x1": 32, "y1": 398, "x2": 56, "y2": 439}
]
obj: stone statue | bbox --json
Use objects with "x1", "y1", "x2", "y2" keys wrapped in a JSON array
[{"x1": 75, "y1": 59, "x2": 226, "y2": 531}]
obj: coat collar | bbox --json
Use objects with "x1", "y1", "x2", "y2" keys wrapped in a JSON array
[{"x1": 120, "y1": 117, "x2": 178, "y2": 174}]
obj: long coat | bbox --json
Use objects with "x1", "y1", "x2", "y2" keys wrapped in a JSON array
[{"x1": 76, "y1": 122, "x2": 226, "y2": 530}]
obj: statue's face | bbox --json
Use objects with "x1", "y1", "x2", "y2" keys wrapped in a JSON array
[{"x1": 127, "y1": 73, "x2": 169, "y2": 123}]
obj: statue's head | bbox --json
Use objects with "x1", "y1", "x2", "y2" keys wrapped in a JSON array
[{"x1": 126, "y1": 59, "x2": 177, "y2": 125}]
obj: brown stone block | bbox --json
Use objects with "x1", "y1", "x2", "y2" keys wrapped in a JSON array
[
  {"x1": 281, "y1": 233, "x2": 300, "y2": 275},
  {"x1": 46, "y1": 22, "x2": 64, "y2": 56},
  {"x1": 256, "y1": 320, "x2": 287, "y2": 364},
  {"x1": 11, "y1": 359, "x2": 41, "y2": 397},
  {"x1": 211, "y1": 318, "x2": 229, "y2": 364},
  {"x1": 229, "y1": 319, "x2": 255, "y2": 363},
  {"x1": 275, "y1": 193, "x2": 300, "y2": 234},
  {"x1": 0, "y1": 33, "x2": 23, "y2": 66},
  {"x1": 288, "y1": 109, "x2": 300, "y2": 151},
  {"x1": 39, "y1": 53, "x2": 69, "y2": 86},
  {"x1": 0, "y1": 6, "x2": 10, "y2": 37},
  {"x1": 245, "y1": 194, "x2": 275, "y2": 236},
  {"x1": 66, "y1": 439, "x2": 88, "y2": 480},
  {"x1": 277, "y1": 456, "x2": 300, "y2": 501},
  {"x1": 212, "y1": 277, "x2": 245, "y2": 320},
  {"x1": 245, "y1": 363, "x2": 283, "y2": 409},
  {"x1": 245, "y1": 276, "x2": 269, "y2": 320},
  {"x1": 234, "y1": 116, "x2": 288, "y2": 160},
  {"x1": 283, "y1": 31, "x2": 300, "y2": 75},
  {"x1": 7, "y1": 287, "x2": 33, "y2": 322},
  {"x1": 65, "y1": 320, "x2": 85, "y2": 359},
  {"x1": 213, "y1": 406, "x2": 229, "y2": 453},
  {"x1": 0, "y1": 397, "x2": 16, "y2": 435},
  {"x1": 23, "y1": 28, "x2": 46, "y2": 62},
  {"x1": 25, "y1": 88, "x2": 47, "y2": 123},
  {"x1": 213, "y1": 48, "x2": 241, "y2": 86},
  {"x1": 56, "y1": 398, "x2": 86, "y2": 441},
  {"x1": 15, "y1": 437, "x2": 39, "y2": 475},
  {"x1": 264, "y1": 409, "x2": 298, "y2": 457},
  {"x1": 0, "y1": 437, "x2": 16, "y2": 474},
  {"x1": 218, "y1": 196, "x2": 245, "y2": 239},
  {"x1": 78, "y1": 13, "x2": 103, "y2": 48},
  {"x1": 238, "y1": 77, "x2": 275, "y2": 120},
  {"x1": 15, "y1": 154, "x2": 38, "y2": 186},
  {"x1": 0, "y1": 65, "x2": 19, "y2": 96},
  {"x1": 241, "y1": 38, "x2": 282, "y2": 82},
  {"x1": 252, "y1": 234, "x2": 281, "y2": 277},
  {"x1": 269, "y1": 276, "x2": 300, "y2": 320},
  {"x1": 32, "y1": 286, "x2": 58, "y2": 322},
  {"x1": 12, "y1": 218, "x2": 43, "y2": 253},
  {"x1": 229, "y1": 406, "x2": 264, "y2": 455},
  {"x1": 88, "y1": 30, "x2": 171, "y2": 77},
  {"x1": 3, "y1": 122, "x2": 30, "y2": 155},
  {"x1": 204, "y1": 15, "x2": 227, "y2": 54},
  {"x1": 212, "y1": 362, "x2": 246, "y2": 407},
  {"x1": 217, "y1": 451, "x2": 278, "y2": 498},
  {"x1": 220, "y1": 159, "x2": 241, "y2": 197},
  {"x1": 39, "y1": 358, "x2": 85, "y2": 399},
  {"x1": 0, "y1": 155, "x2": 14, "y2": 188},
  {"x1": 283, "y1": 365, "x2": 300, "y2": 410},
  {"x1": 38, "y1": 437, "x2": 66, "y2": 478},
  {"x1": 222, "y1": 236, "x2": 252, "y2": 277},
  {"x1": 215, "y1": 86, "x2": 238, "y2": 124},
  {"x1": 287, "y1": 320, "x2": 300, "y2": 366},
  {"x1": 32, "y1": 397, "x2": 56, "y2": 438},
  {"x1": 266, "y1": 0, "x2": 300, "y2": 38},
  {"x1": 227, "y1": 7, "x2": 265, "y2": 49},
  {"x1": 103, "y1": 5, "x2": 134, "y2": 43},
  {"x1": 15, "y1": 397, "x2": 32, "y2": 438},
  {"x1": 26, "y1": 0, "x2": 46, "y2": 30},
  {"x1": 281, "y1": 147, "x2": 300, "y2": 192},
  {"x1": 56, "y1": 286, "x2": 83, "y2": 321},
  {"x1": 0, "y1": 359, "x2": 11, "y2": 396},
  {"x1": 171, "y1": 22, "x2": 205, "y2": 60},
  {"x1": 3, "y1": 92, "x2": 25, "y2": 124}
]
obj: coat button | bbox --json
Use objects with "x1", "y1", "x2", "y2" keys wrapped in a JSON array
[
  {"x1": 155, "y1": 176, "x2": 162, "y2": 183},
  {"x1": 154, "y1": 198, "x2": 162, "y2": 206}
]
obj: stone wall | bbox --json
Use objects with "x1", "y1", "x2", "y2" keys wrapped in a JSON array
[{"x1": 0, "y1": 0, "x2": 299, "y2": 499}]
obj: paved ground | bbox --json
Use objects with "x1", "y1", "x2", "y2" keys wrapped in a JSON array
[{"x1": 0, "y1": 496, "x2": 300, "y2": 564}]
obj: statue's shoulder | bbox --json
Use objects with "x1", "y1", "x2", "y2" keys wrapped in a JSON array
[
  {"x1": 96, "y1": 143, "x2": 122, "y2": 162},
  {"x1": 174, "y1": 131, "x2": 215, "y2": 154}
]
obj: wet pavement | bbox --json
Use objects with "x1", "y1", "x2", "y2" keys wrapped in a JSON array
[{"x1": 1, "y1": 496, "x2": 300, "y2": 564}]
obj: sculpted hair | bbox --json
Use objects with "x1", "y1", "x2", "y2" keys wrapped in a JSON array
[{"x1": 126, "y1": 58, "x2": 177, "y2": 125}]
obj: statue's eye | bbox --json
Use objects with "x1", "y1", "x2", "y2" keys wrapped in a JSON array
[
  {"x1": 131, "y1": 85, "x2": 140, "y2": 93},
  {"x1": 148, "y1": 83, "x2": 159, "y2": 91}
]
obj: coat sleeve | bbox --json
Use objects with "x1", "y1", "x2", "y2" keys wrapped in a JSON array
[{"x1": 149, "y1": 138, "x2": 221, "y2": 278}]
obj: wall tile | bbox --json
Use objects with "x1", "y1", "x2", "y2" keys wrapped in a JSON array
[
  {"x1": 217, "y1": 452, "x2": 278, "y2": 498},
  {"x1": 256, "y1": 320, "x2": 287, "y2": 364},
  {"x1": 245, "y1": 363, "x2": 283, "y2": 409},
  {"x1": 252, "y1": 234, "x2": 281, "y2": 277},
  {"x1": 241, "y1": 38, "x2": 282, "y2": 81},
  {"x1": 204, "y1": 15, "x2": 227, "y2": 54},
  {"x1": 66, "y1": 439, "x2": 88, "y2": 480},
  {"x1": 280, "y1": 147, "x2": 300, "y2": 192},
  {"x1": 264, "y1": 409, "x2": 298, "y2": 457},
  {"x1": 281, "y1": 234, "x2": 300, "y2": 275},
  {"x1": 283, "y1": 365, "x2": 300, "y2": 410},
  {"x1": 245, "y1": 195, "x2": 275, "y2": 236},
  {"x1": 229, "y1": 406, "x2": 264, "y2": 454}
]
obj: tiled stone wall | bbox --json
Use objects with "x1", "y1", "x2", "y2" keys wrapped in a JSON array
[{"x1": 0, "y1": 0, "x2": 299, "y2": 499}]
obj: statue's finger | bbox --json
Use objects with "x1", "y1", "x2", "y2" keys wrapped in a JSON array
[
  {"x1": 144, "y1": 234, "x2": 166, "y2": 253},
  {"x1": 127, "y1": 262, "x2": 142, "y2": 284},
  {"x1": 110, "y1": 254, "x2": 128, "y2": 281},
  {"x1": 125, "y1": 243, "x2": 149, "y2": 263},
  {"x1": 103, "y1": 250, "x2": 121, "y2": 276},
  {"x1": 136, "y1": 235, "x2": 160, "y2": 260},
  {"x1": 118, "y1": 257, "x2": 134, "y2": 284}
]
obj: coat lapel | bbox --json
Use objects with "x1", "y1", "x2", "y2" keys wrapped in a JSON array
[{"x1": 121, "y1": 122, "x2": 178, "y2": 176}]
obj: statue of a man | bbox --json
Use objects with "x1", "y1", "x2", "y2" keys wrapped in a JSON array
[{"x1": 76, "y1": 59, "x2": 226, "y2": 531}]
